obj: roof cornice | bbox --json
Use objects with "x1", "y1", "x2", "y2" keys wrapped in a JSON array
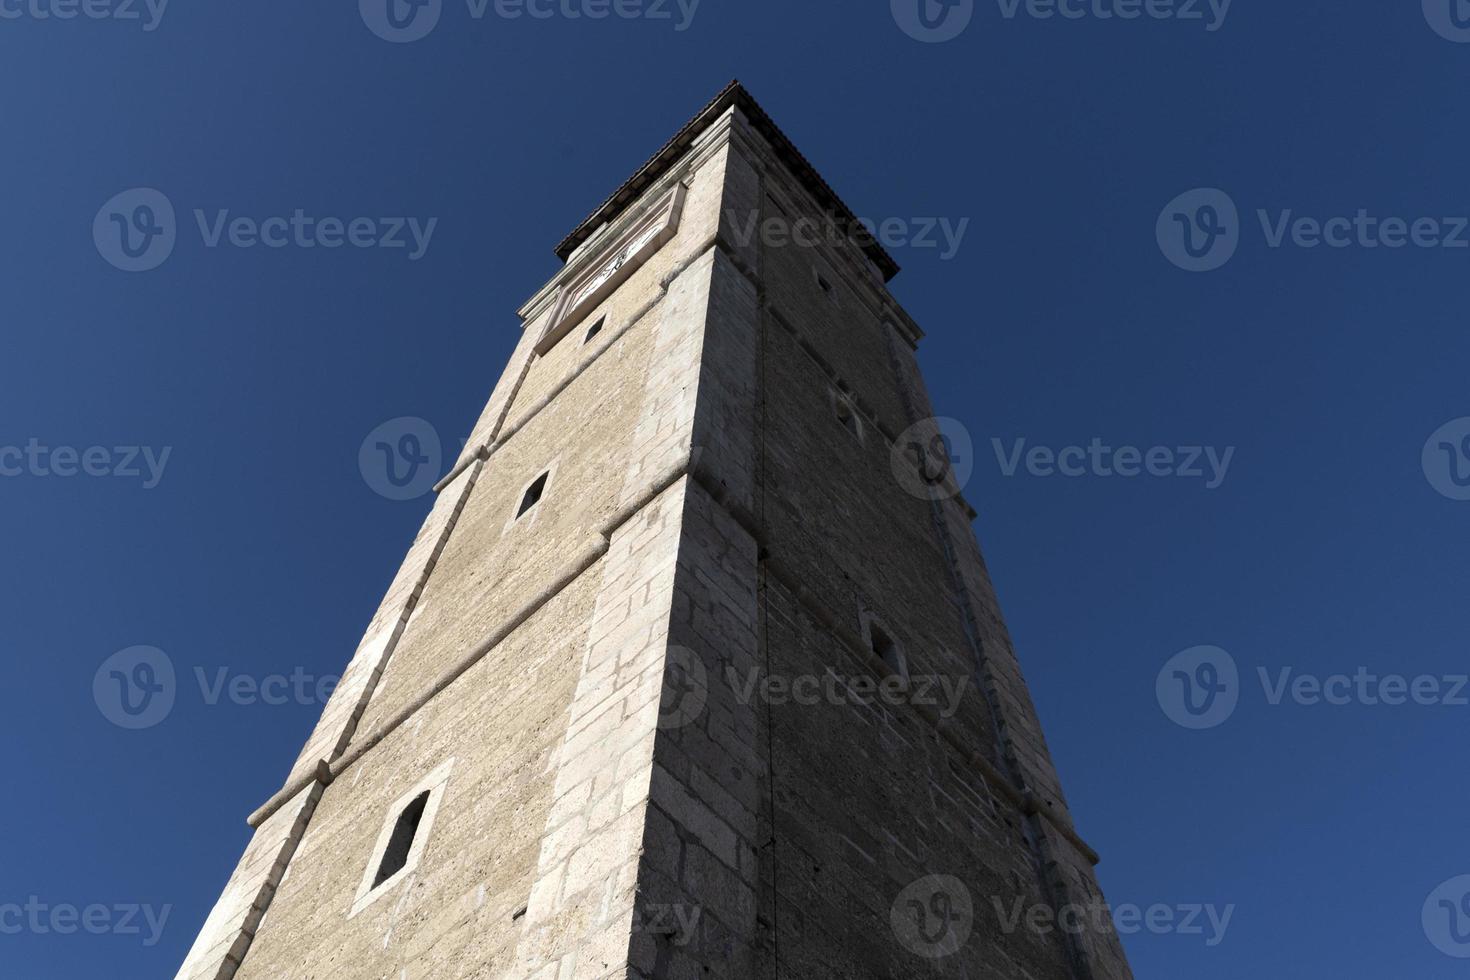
[{"x1": 553, "y1": 80, "x2": 902, "y2": 283}]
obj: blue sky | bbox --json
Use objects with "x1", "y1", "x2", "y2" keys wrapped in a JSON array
[{"x1": 2, "y1": 1, "x2": 1468, "y2": 977}]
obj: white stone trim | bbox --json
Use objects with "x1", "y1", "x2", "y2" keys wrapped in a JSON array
[{"x1": 349, "y1": 758, "x2": 455, "y2": 919}]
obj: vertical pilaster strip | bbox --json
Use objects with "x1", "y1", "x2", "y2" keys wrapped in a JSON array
[
  {"x1": 635, "y1": 478, "x2": 763, "y2": 979},
  {"x1": 510, "y1": 248, "x2": 719, "y2": 979},
  {"x1": 631, "y1": 238, "x2": 765, "y2": 978}
]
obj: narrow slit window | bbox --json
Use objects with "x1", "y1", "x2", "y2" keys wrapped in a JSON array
[
  {"x1": 833, "y1": 394, "x2": 861, "y2": 441},
  {"x1": 869, "y1": 621, "x2": 907, "y2": 681},
  {"x1": 373, "y1": 791, "x2": 430, "y2": 889},
  {"x1": 517, "y1": 472, "x2": 549, "y2": 518},
  {"x1": 584, "y1": 316, "x2": 605, "y2": 344},
  {"x1": 816, "y1": 272, "x2": 834, "y2": 297}
]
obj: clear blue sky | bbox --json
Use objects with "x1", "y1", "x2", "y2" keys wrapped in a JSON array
[{"x1": 3, "y1": 2, "x2": 1467, "y2": 977}]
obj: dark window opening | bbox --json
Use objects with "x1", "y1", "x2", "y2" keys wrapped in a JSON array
[
  {"x1": 517, "y1": 472, "x2": 549, "y2": 518},
  {"x1": 373, "y1": 791, "x2": 430, "y2": 888},
  {"x1": 816, "y1": 273, "x2": 834, "y2": 297},
  {"x1": 584, "y1": 316, "x2": 605, "y2": 344},
  {"x1": 869, "y1": 622, "x2": 905, "y2": 679},
  {"x1": 834, "y1": 396, "x2": 859, "y2": 438}
]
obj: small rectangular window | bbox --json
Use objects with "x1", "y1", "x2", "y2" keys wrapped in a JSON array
[
  {"x1": 863, "y1": 615, "x2": 908, "y2": 682},
  {"x1": 833, "y1": 392, "x2": 862, "y2": 442},
  {"x1": 584, "y1": 316, "x2": 606, "y2": 343},
  {"x1": 518, "y1": 472, "x2": 549, "y2": 518},
  {"x1": 374, "y1": 792, "x2": 430, "y2": 888}
]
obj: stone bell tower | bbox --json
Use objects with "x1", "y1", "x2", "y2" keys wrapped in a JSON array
[{"x1": 174, "y1": 81, "x2": 1133, "y2": 980}]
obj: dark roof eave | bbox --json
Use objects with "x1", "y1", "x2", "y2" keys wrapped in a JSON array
[{"x1": 552, "y1": 80, "x2": 901, "y2": 283}]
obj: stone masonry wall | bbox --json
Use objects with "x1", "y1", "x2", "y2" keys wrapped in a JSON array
[{"x1": 180, "y1": 96, "x2": 1130, "y2": 980}]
